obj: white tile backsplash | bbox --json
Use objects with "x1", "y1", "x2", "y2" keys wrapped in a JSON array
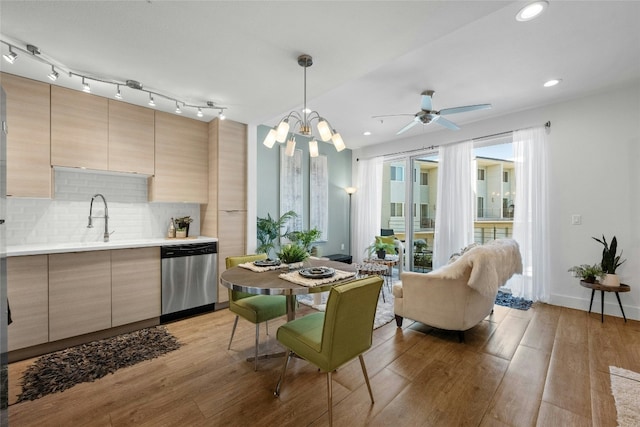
[{"x1": 6, "y1": 169, "x2": 201, "y2": 246}]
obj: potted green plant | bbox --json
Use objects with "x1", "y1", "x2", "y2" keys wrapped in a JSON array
[
  {"x1": 592, "y1": 235, "x2": 626, "y2": 286},
  {"x1": 567, "y1": 263, "x2": 604, "y2": 284},
  {"x1": 174, "y1": 216, "x2": 193, "y2": 238},
  {"x1": 366, "y1": 240, "x2": 396, "y2": 260},
  {"x1": 286, "y1": 228, "x2": 322, "y2": 253},
  {"x1": 277, "y1": 243, "x2": 309, "y2": 268},
  {"x1": 256, "y1": 210, "x2": 297, "y2": 258}
]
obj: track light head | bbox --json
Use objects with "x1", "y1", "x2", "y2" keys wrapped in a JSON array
[
  {"x1": 148, "y1": 94, "x2": 155, "y2": 107},
  {"x1": 3, "y1": 47, "x2": 17, "y2": 64},
  {"x1": 175, "y1": 102, "x2": 182, "y2": 114},
  {"x1": 82, "y1": 77, "x2": 91, "y2": 93},
  {"x1": 115, "y1": 85, "x2": 123, "y2": 99},
  {"x1": 48, "y1": 65, "x2": 59, "y2": 81},
  {"x1": 197, "y1": 108, "x2": 203, "y2": 118}
]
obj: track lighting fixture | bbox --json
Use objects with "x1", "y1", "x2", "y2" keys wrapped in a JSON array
[
  {"x1": 263, "y1": 54, "x2": 346, "y2": 157},
  {"x1": 47, "y1": 65, "x2": 59, "y2": 81},
  {"x1": 3, "y1": 46, "x2": 17, "y2": 63},
  {"x1": 0, "y1": 39, "x2": 227, "y2": 119}
]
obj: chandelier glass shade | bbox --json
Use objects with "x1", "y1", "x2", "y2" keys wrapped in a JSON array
[{"x1": 263, "y1": 54, "x2": 346, "y2": 157}]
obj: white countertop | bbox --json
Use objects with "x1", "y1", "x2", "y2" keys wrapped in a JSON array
[{"x1": 7, "y1": 236, "x2": 218, "y2": 257}]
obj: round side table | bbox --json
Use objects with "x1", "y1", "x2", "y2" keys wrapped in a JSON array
[
  {"x1": 579, "y1": 280, "x2": 630, "y2": 323},
  {"x1": 356, "y1": 263, "x2": 389, "y2": 302}
]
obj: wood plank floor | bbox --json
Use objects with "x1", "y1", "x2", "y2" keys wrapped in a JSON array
[{"x1": 8, "y1": 302, "x2": 640, "y2": 426}]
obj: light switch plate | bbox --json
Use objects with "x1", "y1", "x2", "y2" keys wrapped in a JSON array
[{"x1": 571, "y1": 214, "x2": 582, "y2": 225}]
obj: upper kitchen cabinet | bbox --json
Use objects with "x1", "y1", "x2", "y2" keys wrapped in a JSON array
[
  {"x1": 1, "y1": 73, "x2": 51, "y2": 198},
  {"x1": 108, "y1": 100, "x2": 155, "y2": 175},
  {"x1": 51, "y1": 85, "x2": 108, "y2": 170},
  {"x1": 217, "y1": 119, "x2": 247, "y2": 210},
  {"x1": 150, "y1": 111, "x2": 208, "y2": 203}
]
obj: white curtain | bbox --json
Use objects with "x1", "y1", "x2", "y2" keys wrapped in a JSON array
[
  {"x1": 352, "y1": 157, "x2": 383, "y2": 264},
  {"x1": 508, "y1": 126, "x2": 551, "y2": 302},
  {"x1": 433, "y1": 140, "x2": 475, "y2": 268}
]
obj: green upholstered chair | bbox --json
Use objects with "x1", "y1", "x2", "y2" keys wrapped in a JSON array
[
  {"x1": 274, "y1": 276, "x2": 383, "y2": 426},
  {"x1": 226, "y1": 254, "x2": 287, "y2": 371}
]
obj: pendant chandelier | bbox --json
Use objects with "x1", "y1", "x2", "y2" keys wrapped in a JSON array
[{"x1": 263, "y1": 54, "x2": 346, "y2": 157}]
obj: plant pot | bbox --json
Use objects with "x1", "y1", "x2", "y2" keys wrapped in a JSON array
[
  {"x1": 376, "y1": 250, "x2": 386, "y2": 260},
  {"x1": 601, "y1": 273, "x2": 620, "y2": 287},
  {"x1": 176, "y1": 229, "x2": 187, "y2": 238}
]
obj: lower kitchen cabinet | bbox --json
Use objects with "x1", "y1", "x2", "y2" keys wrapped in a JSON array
[
  {"x1": 111, "y1": 247, "x2": 161, "y2": 327},
  {"x1": 49, "y1": 251, "x2": 112, "y2": 341},
  {"x1": 7, "y1": 255, "x2": 49, "y2": 351}
]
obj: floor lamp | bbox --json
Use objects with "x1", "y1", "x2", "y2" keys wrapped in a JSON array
[{"x1": 345, "y1": 187, "x2": 357, "y2": 256}]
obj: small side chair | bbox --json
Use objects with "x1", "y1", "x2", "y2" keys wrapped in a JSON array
[
  {"x1": 274, "y1": 276, "x2": 383, "y2": 426},
  {"x1": 226, "y1": 254, "x2": 287, "y2": 371}
]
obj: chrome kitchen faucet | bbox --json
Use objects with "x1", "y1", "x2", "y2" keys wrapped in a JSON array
[{"x1": 87, "y1": 193, "x2": 112, "y2": 242}]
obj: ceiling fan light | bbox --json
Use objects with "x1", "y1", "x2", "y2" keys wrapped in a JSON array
[
  {"x1": 317, "y1": 119, "x2": 332, "y2": 141},
  {"x1": 275, "y1": 119, "x2": 290, "y2": 142},
  {"x1": 285, "y1": 137, "x2": 296, "y2": 157},
  {"x1": 263, "y1": 128, "x2": 278, "y2": 148},
  {"x1": 331, "y1": 132, "x2": 346, "y2": 152},
  {"x1": 516, "y1": 1, "x2": 548, "y2": 22},
  {"x1": 309, "y1": 140, "x2": 319, "y2": 157}
]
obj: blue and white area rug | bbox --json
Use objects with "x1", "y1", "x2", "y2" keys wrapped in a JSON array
[
  {"x1": 297, "y1": 281, "x2": 395, "y2": 329},
  {"x1": 495, "y1": 290, "x2": 533, "y2": 310}
]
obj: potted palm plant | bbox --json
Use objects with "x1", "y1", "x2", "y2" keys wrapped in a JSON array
[
  {"x1": 366, "y1": 240, "x2": 396, "y2": 260},
  {"x1": 256, "y1": 210, "x2": 297, "y2": 258},
  {"x1": 567, "y1": 263, "x2": 604, "y2": 284},
  {"x1": 592, "y1": 235, "x2": 626, "y2": 286}
]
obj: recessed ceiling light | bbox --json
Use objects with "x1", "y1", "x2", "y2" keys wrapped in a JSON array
[
  {"x1": 544, "y1": 79, "x2": 562, "y2": 87},
  {"x1": 516, "y1": 1, "x2": 548, "y2": 22},
  {"x1": 363, "y1": 131, "x2": 371, "y2": 136}
]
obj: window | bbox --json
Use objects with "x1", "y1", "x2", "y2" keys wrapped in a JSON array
[
  {"x1": 390, "y1": 202, "x2": 403, "y2": 217},
  {"x1": 477, "y1": 197, "x2": 484, "y2": 218},
  {"x1": 477, "y1": 169, "x2": 485, "y2": 181},
  {"x1": 420, "y1": 171, "x2": 429, "y2": 185},
  {"x1": 391, "y1": 166, "x2": 404, "y2": 182},
  {"x1": 503, "y1": 171, "x2": 509, "y2": 183}
]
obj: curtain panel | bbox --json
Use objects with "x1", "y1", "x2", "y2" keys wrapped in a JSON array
[
  {"x1": 508, "y1": 126, "x2": 551, "y2": 302},
  {"x1": 353, "y1": 157, "x2": 383, "y2": 264},
  {"x1": 433, "y1": 140, "x2": 475, "y2": 268}
]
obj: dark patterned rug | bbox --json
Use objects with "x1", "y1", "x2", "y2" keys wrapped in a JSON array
[
  {"x1": 495, "y1": 290, "x2": 533, "y2": 310},
  {"x1": 17, "y1": 325, "x2": 181, "y2": 402}
]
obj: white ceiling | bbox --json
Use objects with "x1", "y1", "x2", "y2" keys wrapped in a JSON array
[{"x1": 1, "y1": 1, "x2": 639, "y2": 150}]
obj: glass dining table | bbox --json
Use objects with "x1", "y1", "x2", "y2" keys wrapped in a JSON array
[{"x1": 219, "y1": 258, "x2": 357, "y2": 321}]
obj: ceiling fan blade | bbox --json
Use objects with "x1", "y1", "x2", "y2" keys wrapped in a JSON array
[
  {"x1": 420, "y1": 92, "x2": 433, "y2": 111},
  {"x1": 432, "y1": 115, "x2": 460, "y2": 131},
  {"x1": 439, "y1": 104, "x2": 492, "y2": 115},
  {"x1": 371, "y1": 113, "x2": 415, "y2": 118},
  {"x1": 396, "y1": 118, "x2": 421, "y2": 135}
]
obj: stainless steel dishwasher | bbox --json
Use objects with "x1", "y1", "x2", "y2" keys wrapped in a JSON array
[{"x1": 161, "y1": 241, "x2": 217, "y2": 322}]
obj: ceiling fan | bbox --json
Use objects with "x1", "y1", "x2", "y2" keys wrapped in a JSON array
[{"x1": 374, "y1": 90, "x2": 491, "y2": 135}]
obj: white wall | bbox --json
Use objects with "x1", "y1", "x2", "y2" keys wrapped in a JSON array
[
  {"x1": 6, "y1": 168, "x2": 200, "y2": 246},
  {"x1": 354, "y1": 79, "x2": 640, "y2": 320}
]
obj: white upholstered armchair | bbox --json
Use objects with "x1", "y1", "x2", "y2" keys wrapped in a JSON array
[{"x1": 392, "y1": 239, "x2": 522, "y2": 341}]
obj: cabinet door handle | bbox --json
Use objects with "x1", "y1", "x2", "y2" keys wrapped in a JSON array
[{"x1": 2, "y1": 121, "x2": 7, "y2": 135}]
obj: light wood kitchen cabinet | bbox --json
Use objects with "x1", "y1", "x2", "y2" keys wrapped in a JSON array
[
  {"x1": 202, "y1": 118, "x2": 247, "y2": 303},
  {"x1": 108, "y1": 100, "x2": 155, "y2": 175},
  {"x1": 7, "y1": 255, "x2": 49, "y2": 351},
  {"x1": 51, "y1": 85, "x2": 108, "y2": 170},
  {"x1": 111, "y1": 247, "x2": 161, "y2": 327},
  {"x1": 49, "y1": 251, "x2": 112, "y2": 341},
  {"x1": 1, "y1": 73, "x2": 51, "y2": 198},
  {"x1": 150, "y1": 111, "x2": 208, "y2": 203}
]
